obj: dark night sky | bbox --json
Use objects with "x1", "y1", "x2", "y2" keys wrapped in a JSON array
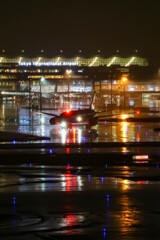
[{"x1": 0, "y1": 0, "x2": 160, "y2": 65}]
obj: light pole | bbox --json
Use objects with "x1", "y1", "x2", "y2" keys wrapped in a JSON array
[
  {"x1": 121, "y1": 77, "x2": 128, "y2": 108},
  {"x1": 40, "y1": 77, "x2": 45, "y2": 111},
  {"x1": 111, "y1": 77, "x2": 113, "y2": 106}
]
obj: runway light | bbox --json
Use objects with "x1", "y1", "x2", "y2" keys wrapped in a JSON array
[
  {"x1": 88, "y1": 175, "x2": 91, "y2": 181},
  {"x1": 13, "y1": 197, "x2": 16, "y2": 206}
]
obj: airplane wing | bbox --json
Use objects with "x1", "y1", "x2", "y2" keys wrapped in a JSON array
[{"x1": 41, "y1": 112, "x2": 59, "y2": 117}]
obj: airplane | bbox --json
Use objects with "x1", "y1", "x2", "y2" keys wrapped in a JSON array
[
  {"x1": 41, "y1": 92, "x2": 142, "y2": 127},
  {"x1": 42, "y1": 92, "x2": 100, "y2": 126}
]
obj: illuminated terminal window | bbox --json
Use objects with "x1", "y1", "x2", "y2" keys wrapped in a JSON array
[{"x1": 0, "y1": 56, "x2": 148, "y2": 67}]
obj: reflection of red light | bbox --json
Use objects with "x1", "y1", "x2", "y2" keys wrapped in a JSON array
[
  {"x1": 137, "y1": 181, "x2": 149, "y2": 184},
  {"x1": 66, "y1": 148, "x2": 70, "y2": 154},
  {"x1": 55, "y1": 128, "x2": 59, "y2": 134},
  {"x1": 136, "y1": 110, "x2": 140, "y2": 115},
  {"x1": 65, "y1": 215, "x2": 78, "y2": 227},
  {"x1": 66, "y1": 165, "x2": 71, "y2": 170},
  {"x1": 55, "y1": 122, "x2": 59, "y2": 125},
  {"x1": 65, "y1": 173, "x2": 77, "y2": 191},
  {"x1": 137, "y1": 132, "x2": 140, "y2": 142}
]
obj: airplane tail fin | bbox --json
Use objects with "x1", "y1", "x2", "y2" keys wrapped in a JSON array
[{"x1": 90, "y1": 91, "x2": 96, "y2": 110}]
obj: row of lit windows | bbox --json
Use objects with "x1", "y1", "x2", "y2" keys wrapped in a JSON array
[
  {"x1": 0, "y1": 75, "x2": 16, "y2": 79},
  {"x1": 0, "y1": 82, "x2": 12, "y2": 86},
  {"x1": 0, "y1": 69, "x2": 60, "y2": 73},
  {"x1": 28, "y1": 75, "x2": 88, "y2": 79}
]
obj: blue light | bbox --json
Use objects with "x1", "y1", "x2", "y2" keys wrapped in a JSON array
[
  {"x1": 103, "y1": 228, "x2": 106, "y2": 238},
  {"x1": 68, "y1": 164, "x2": 70, "y2": 167},
  {"x1": 115, "y1": 180, "x2": 117, "y2": 184},
  {"x1": 156, "y1": 165, "x2": 159, "y2": 168},
  {"x1": 49, "y1": 149, "x2": 53, "y2": 154},
  {"x1": 13, "y1": 197, "x2": 16, "y2": 206},
  {"x1": 105, "y1": 164, "x2": 108, "y2": 168},
  {"x1": 88, "y1": 149, "x2": 90, "y2": 153},
  {"x1": 88, "y1": 175, "x2": 91, "y2": 181},
  {"x1": 101, "y1": 177, "x2": 104, "y2": 184},
  {"x1": 105, "y1": 121, "x2": 107, "y2": 124},
  {"x1": 13, "y1": 140, "x2": 16, "y2": 144},
  {"x1": 30, "y1": 163, "x2": 32, "y2": 167},
  {"x1": 76, "y1": 172, "x2": 78, "y2": 175},
  {"x1": 107, "y1": 195, "x2": 109, "y2": 207},
  {"x1": 131, "y1": 173, "x2": 133, "y2": 177}
]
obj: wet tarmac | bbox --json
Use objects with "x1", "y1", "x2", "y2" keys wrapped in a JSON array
[
  {"x1": 1, "y1": 101, "x2": 160, "y2": 144},
  {"x1": 0, "y1": 164, "x2": 160, "y2": 239},
  {"x1": 1, "y1": 100, "x2": 160, "y2": 239}
]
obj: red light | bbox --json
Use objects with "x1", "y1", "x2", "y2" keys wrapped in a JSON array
[
  {"x1": 66, "y1": 109, "x2": 71, "y2": 114},
  {"x1": 55, "y1": 122, "x2": 59, "y2": 125},
  {"x1": 136, "y1": 110, "x2": 140, "y2": 115}
]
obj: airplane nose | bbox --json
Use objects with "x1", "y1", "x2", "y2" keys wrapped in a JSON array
[
  {"x1": 50, "y1": 117, "x2": 61, "y2": 125},
  {"x1": 50, "y1": 117, "x2": 56, "y2": 125}
]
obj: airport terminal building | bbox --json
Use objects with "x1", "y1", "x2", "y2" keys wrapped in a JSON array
[{"x1": 0, "y1": 55, "x2": 158, "y2": 97}]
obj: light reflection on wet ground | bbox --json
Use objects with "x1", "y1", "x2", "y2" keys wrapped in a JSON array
[
  {"x1": 1, "y1": 101, "x2": 160, "y2": 144},
  {"x1": 1, "y1": 101, "x2": 160, "y2": 239},
  {"x1": 0, "y1": 165, "x2": 160, "y2": 239}
]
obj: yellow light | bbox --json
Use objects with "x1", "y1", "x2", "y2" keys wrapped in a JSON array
[
  {"x1": 55, "y1": 57, "x2": 60, "y2": 63},
  {"x1": 125, "y1": 57, "x2": 135, "y2": 67},
  {"x1": 122, "y1": 77, "x2": 128, "y2": 82},
  {"x1": 89, "y1": 57, "x2": 98, "y2": 67},
  {"x1": 107, "y1": 57, "x2": 116, "y2": 67},
  {"x1": 121, "y1": 114, "x2": 128, "y2": 120}
]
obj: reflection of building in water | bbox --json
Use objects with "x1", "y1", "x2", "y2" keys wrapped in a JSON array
[
  {"x1": 121, "y1": 122, "x2": 128, "y2": 143},
  {"x1": 119, "y1": 195, "x2": 141, "y2": 235}
]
